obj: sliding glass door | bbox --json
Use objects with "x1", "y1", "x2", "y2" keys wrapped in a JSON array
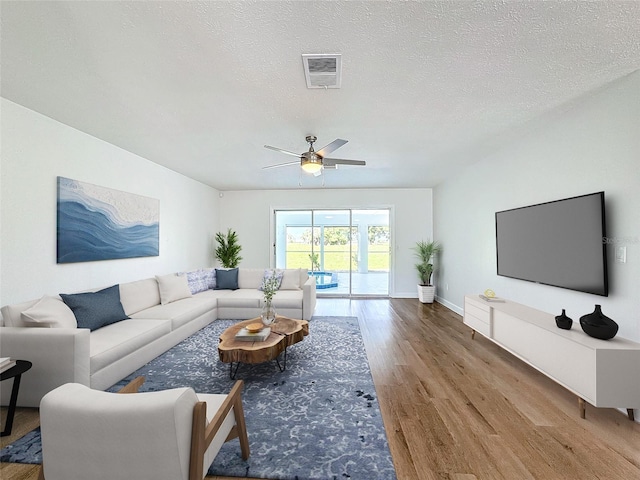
[
  {"x1": 351, "y1": 209, "x2": 390, "y2": 295},
  {"x1": 274, "y1": 209, "x2": 389, "y2": 297}
]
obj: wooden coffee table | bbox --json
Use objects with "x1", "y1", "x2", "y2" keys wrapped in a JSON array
[{"x1": 218, "y1": 316, "x2": 309, "y2": 379}]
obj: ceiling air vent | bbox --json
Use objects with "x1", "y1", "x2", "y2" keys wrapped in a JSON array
[{"x1": 302, "y1": 54, "x2": 342, "y2": 89}]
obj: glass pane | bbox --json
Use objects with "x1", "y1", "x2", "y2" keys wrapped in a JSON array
[
  {"x1": 352, "y1": 210, "x2": 389, "y2": 295},
  {"x1": 312, "y1": 210, "x2": 351, "y2": 295},
  {"x1": 275, "y1": 210, "x2": 312, "y2": 270}
]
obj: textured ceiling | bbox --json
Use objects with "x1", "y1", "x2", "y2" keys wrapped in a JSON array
[{"x1": 2, "y1": 1, "x2": 639, "y2": 190}]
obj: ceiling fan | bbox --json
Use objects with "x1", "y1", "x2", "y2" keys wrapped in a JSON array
[{"x1": 263, "y1": 135, "x2": 366, "y2": 176}]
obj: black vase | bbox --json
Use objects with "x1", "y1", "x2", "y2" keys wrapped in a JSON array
[
  {"x1": 555, "y1": 309, "x2": 573, "y2": 330},
  {"x1": 579, "y1": 305, "x2": 618, "y2": 340}
]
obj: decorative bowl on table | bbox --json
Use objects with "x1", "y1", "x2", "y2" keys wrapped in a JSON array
[{"x1": 245, "y1": 323, "x2": 264, "y2": 333}]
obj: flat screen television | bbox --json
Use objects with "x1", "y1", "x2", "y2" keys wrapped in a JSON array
[{"x1": 495, "y1": 192, "x2": 608, "y2": 296}]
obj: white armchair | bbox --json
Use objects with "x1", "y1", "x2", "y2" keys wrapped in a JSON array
[{"x1": 37, "y1": 377, "x2": 249, "y2": 480}]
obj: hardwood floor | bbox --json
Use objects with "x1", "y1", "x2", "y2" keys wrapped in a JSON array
[{"x1": 2, "y1": 298, "x2": 639, "y2": 479}]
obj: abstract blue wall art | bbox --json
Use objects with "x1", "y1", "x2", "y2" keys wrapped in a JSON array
[{"x1": 57, "y1": 177, "x2": 159, "y2": 263}]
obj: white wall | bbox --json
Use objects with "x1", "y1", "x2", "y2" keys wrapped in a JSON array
[
  {"x1": 434, "y1": 71, "x2": 640, "y2": 342},
  {"x1": 0, "y1": 99, "x2": 220, "y2": 306},
  {"x1": 218, "y1": 188, "x2": 432, "y2": 297}
]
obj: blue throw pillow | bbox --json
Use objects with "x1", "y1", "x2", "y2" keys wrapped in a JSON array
[
  {"x1": 60, "y1": 285, "x2": 129, "y2": 331},
  {"x1": 215, "y1": 268, "x2": 239, "y2": 290}
]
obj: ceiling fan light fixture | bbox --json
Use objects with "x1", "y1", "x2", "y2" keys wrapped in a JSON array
[
  {"x1": 301, "y1": 159, "x2": 322, "y2": 174},
  {"x1": 263, "y1": 135, "x2": 365, "y2": 176}
]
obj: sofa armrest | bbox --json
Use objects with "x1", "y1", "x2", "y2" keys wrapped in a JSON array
[
  {"x1": 0, "y1": 327, "x2": 90, "y2": 407},
  {"x1": 302, "y1": 275, "x2": 316, "y2": 321}
]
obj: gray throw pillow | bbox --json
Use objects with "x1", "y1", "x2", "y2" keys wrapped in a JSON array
[
  {"x1": 60, "y1": 285, "x2": 129, "y2": 331},
  {"x1": 215, "y1": 268, "x2": 239, "y2": 290}
]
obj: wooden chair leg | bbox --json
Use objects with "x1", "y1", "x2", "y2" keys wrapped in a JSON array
[
  {"x1": 232, "y1": 387, "x2": 250, "y2": 460},
  {"x1": 38, "y1": 465, "x2": 45, "y2": 480},
  {"x1": 117, "y1": 376, "x2": 145, "y2": 394}
]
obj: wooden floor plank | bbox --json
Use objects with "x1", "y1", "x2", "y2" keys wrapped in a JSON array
[{"x1": 2, "y1": 298, "x2": 639, "y2": 479}]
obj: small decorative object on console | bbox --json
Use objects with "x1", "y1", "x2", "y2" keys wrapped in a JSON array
[
  {"x1": 555, "y1": 309, "x2": 573, "y2": 330},
  {"x1": 479, "y1": 290, "x2": 505, "y2": 302},
  {"x1": 580, "y1": 304, "x2": 618, "y2": 340}
]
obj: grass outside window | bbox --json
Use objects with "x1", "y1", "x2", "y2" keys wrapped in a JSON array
[{"x1": 285, "y1": 242, "x2": 389, "y2": 271}]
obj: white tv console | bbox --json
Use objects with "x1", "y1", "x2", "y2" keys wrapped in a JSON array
[{"x1": 463, "y1": 295, "x2": 640, "y2": 421}]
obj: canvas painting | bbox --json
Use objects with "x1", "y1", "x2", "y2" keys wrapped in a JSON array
[{"x1": 57, "y1": 176, "x2": 159, "y2": 263}]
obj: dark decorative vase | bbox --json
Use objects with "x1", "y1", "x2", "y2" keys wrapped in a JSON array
[
  {"x1": 579, "y1": 305, "x2": 618, "y2": 340},
  {"x1": 555, "y1": 309, "x2": 573, "y2": 330}
]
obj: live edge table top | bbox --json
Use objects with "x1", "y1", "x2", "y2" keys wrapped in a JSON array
[{"x1": 218, "y1": 316, "x2": 309, "y2": 365}]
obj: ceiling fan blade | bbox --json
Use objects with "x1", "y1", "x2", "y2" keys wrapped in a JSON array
[
  {"x1": 264, "y1": 145, "x2": 302, "y2": 157},
  {"x1": 316, "y1": 138, "x2": 348, "y2": 157},
  {"x1": 262, "y1": 160, "x2": 300, "y2": 170},
  {"x1": 322, "y1": 158, "x2": 366, "y2": 167}
]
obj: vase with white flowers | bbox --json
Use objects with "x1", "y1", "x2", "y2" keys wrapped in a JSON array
[{"x1": 261, "y1": 275, "x2": 280, "y2": 326}]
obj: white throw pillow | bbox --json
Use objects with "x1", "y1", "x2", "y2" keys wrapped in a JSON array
[
  {"x1": 280, "y1": 269, "x2": 302, "y2": 290},
  {"x1": 21, "y1": 295, "x2": 78, "y2": 328},
  {"x1": 156, "y1": 274, "x2": 193, "y2": 305}
]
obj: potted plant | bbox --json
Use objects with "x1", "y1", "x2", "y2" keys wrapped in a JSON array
[
  {"x1": 413, "y1": 239, "x2": 441, "y2": 303},
  {"x1": 309, "y1": 253, "x2": 320, "y2": 272},
  {"x1": 214, "y1": 228, "x2": 243, "y2": 268}
]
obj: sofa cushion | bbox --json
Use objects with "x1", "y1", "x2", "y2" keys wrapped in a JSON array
[
  {"x1": 21, "y1": 295, "x2": 77, "y2": 328},
  {"x1": 90, "y1": 319, "x2": 171, "y2": 374},
  {"x1": 281, "y1": 268, "x2": 304, "y2": 290},
  {"x1": 216, "y1": 289, "x2": 261, "y2": 309},
  {"x1": 270, "y1": 290, "x2": 304, "y2": 309},
  {"x1": 156, "y1": 274, "x2": 192, "y2": 305},
  {"x1": 194, "y1": 289, "x2": 234, "y2": 300},
  {"x1": 119, "y1": 278, "x2": 161, "y2": 316},
  {"x1": 60, "y1": 285, "x2": 129, "y2": 331},
  {"x1": 215, "y1": 268, "x2": 239, "y2": 290},
  {"x1": 130, "y1": 296, "x2": 217, "y2": 330}
]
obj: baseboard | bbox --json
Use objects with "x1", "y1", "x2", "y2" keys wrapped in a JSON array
[
  {"x1": 390, "y1": 291, "x2": 418, "y2": 299},
  {"x1": 391, "y1": 294, "x2": 464, "y2": 317},
  {"x1": 436, "y1": 296, "x2": 463, "y2": 316}
]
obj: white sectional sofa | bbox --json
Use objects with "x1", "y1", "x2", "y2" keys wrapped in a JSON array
[{"x1": 0, "y1": 268, "x2": 316, "y2": 407}]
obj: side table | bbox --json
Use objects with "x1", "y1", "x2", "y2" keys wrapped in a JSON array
[{"x1": 1, "y1": 360, "x2": 32, "y2": 437}]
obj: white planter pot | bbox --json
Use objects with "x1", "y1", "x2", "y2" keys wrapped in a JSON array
[{"x1": 417, "y1": 285, "x2": 435, "y2": 303}]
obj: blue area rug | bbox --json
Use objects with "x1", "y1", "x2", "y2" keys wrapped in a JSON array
[{"x1": 1, "y1": 316, "x2": 396, "y2": 480}]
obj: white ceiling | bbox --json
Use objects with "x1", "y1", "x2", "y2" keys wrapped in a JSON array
[{"x1": 2, "y1": 1, "x2": 639, "y2": 191}]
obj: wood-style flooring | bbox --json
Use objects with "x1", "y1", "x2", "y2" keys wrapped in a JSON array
[{"x1": 2, "y1": 298, "x2": 639, "y2": 479}]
